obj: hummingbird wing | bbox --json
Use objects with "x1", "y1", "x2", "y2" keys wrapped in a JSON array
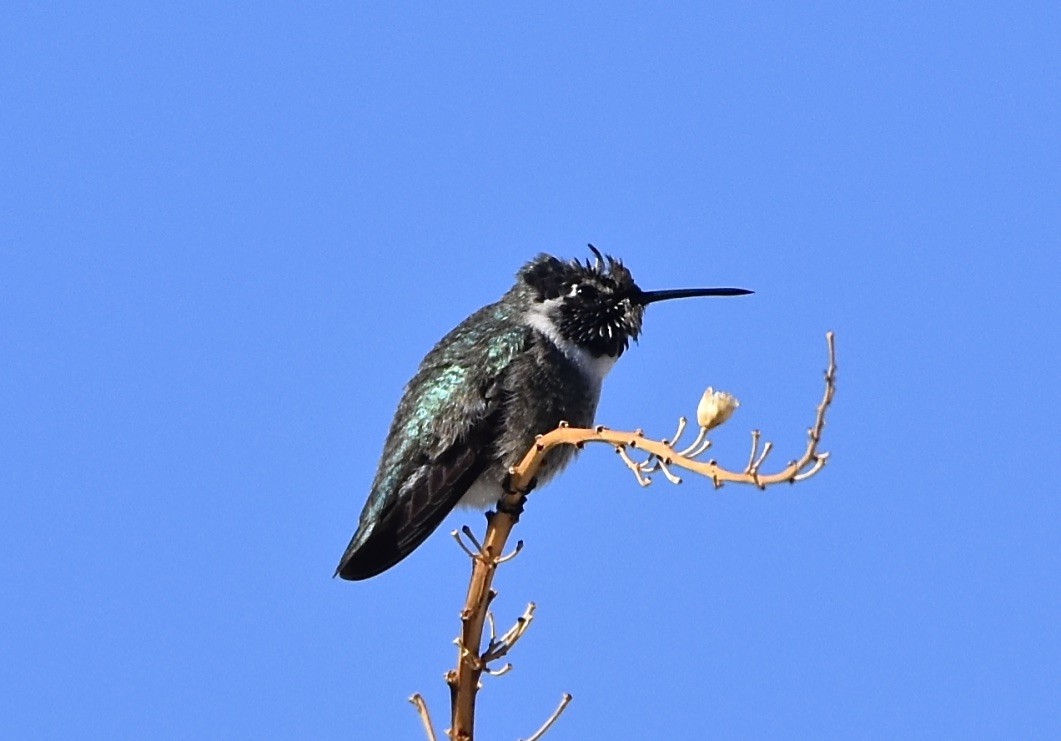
[{"x1": 335, "y1": 304, "x2": 529, "y2": 580}]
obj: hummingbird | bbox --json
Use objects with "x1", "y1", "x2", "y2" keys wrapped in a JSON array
[{"x1": 335, "y1": 247, "x2": 752, "y2": 580}]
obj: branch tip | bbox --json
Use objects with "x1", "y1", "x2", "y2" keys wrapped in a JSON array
[
  {"x1": 451, "y1": 529, "x2": 479, "y2": 560},
  {"x1": 496, "y1": 539, "x2": 524, "y2": 564},
  {"x1": 677, "y1": 425, "x2": 709, "y2": 457},
  {"x1": 655, "y1": 457, "x2": 683, "y2": 484},
  {"x1": 409, "y1": 693, "x2": 439, "y2": 741},
  {"x1": 667, "y1": 416, "x2": 687, "y2": 448},
  {"x1": 460, "y1": 525, "x2": 484, "y2": 554},
  {"x1": 520, "y1": 693, "x2": 574, "y2": 741},
  {"x1": 616, "y1": 444, "x2": 652, "y2": 486}
]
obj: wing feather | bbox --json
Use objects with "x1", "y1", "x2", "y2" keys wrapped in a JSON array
[
  {"x1": 335, "y1": 428, "x2": 495, "y2": 580},
  {"x1": 335, "y1": 307, "x2": 527, "y2": 580}
]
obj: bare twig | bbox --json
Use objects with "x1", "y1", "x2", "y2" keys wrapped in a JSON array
[
  {"x1": 655, "y1": 456, "x2": 683, "y2": 484},
  {"x1": 409, "y1": 693, "x2": 438, "y2": 741},
  {"x1": 615, "y1": 445, "x2": 652, "y2": 486},
  {"x1": 744, "y1": 429, "x2": 761, "y2": 474},
  {"x1": 677, "y1": 426, "x2": 710, "y2": 457},
  {"x1": 485, "y1": 611, "x2": 497, "y2": 644},
  {"x1": 519, "y1": 694, "x2": 574, "y2": 741},
  {"x1": 665, "y1": 416, "x2": 687, "y2": 447},
  {"x1": 482, "y1": 603, "x2": 536, "y2": 664},
  {"x1": 461, "y1": 525, "x2": 485, "y2": 555},
  {"x1": 496, "y1": 540, "x2": 524, "y2": 564},
  {"x1": 484, "y1": 662, "x2": 512, "y2": 677},
  {"x1": 451, "y1": 530, "x2": 479, "y2": 560}
]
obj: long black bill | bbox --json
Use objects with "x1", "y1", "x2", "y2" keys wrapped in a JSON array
[{"x1": 634, "y1": 287, "x2": 754, "y2": 305}]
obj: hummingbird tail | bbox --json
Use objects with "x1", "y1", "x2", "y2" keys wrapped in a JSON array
[
  {"x1": 335, "y1": 447, "x2": 490, "y2": 580},
  {"x1": 334, "y1": 523, "x2": 409, "y2": 581}
]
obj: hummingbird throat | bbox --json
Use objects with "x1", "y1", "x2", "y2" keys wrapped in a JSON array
[{"x1": 522, "y1": 301, "x2": 619, "y2": 386}]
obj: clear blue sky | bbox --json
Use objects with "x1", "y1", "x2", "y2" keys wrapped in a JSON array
[{"x1": 3, "y1": 3, "x2": 1058, "y2": 739}]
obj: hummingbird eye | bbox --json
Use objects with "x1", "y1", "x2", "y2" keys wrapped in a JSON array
[{"x1": 574, "y1": 284, "x2": 600, "y2": 300}]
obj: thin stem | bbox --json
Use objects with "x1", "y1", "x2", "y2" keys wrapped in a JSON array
[
  {"x1": 409, "y1": 694, "x2": 438, "y2": 741},
  {"x1": 521, "y1": 694, "x2": 573, "y2": 741}
]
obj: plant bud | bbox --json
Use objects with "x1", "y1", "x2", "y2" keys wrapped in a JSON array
[{"x1": 696, "y1": 387, "x2": 739, "y2": 430}]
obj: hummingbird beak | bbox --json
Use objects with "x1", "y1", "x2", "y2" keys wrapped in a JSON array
[{"x1": 632, "y1": 287, "x2": 754, "y2": 305}]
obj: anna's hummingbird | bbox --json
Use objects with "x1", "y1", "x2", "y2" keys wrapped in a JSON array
[{"x1": 336, "y1": 247, "x2": 751, "y2": 580}]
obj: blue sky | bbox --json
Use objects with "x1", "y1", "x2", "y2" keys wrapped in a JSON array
[{"x1": 2, "y1": 3, "x2": 1058, "y2": 738}]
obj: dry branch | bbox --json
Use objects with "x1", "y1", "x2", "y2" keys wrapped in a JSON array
[
  {"x1": 511, "y1": 332, "x2": 836, "y2": 491},
  {"x1": 440, "y1": 331, "x2": 837, "y2": 740}
]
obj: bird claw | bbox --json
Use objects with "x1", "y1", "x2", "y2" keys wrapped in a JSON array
[{"x1": 501, "y1": 471, "x2": 537, "y2": 495}]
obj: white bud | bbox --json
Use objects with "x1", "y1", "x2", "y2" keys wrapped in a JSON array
[{"x1": 696, "y1": 387, "x2": 739, "y2": 431}]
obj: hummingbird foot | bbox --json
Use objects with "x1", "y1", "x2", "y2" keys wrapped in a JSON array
[
  {"x1": 496, "y1": 490, "x2": 527, "y2": 519},
  {"x1": 497, "y1": 472, "x2": 536, "y2": 519}
]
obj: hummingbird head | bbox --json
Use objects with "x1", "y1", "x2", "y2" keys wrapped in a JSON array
[{"x1": 517, "y1": 245, "x2": 752, "y2": 359}]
